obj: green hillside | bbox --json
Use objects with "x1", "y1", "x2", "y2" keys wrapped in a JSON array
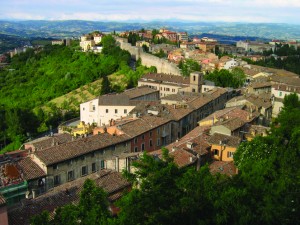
[{"x1": 0, "y1": 35, "x2": 156, "y2": 153}]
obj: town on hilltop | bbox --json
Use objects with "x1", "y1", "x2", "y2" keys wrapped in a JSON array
[{"x1": 0, "y1": 27, "x2": 299, "y2": 225}]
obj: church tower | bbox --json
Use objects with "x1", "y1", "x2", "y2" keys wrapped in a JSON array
[{"x1": 189, "y1": 71, "x2": 203, "y2": 93}]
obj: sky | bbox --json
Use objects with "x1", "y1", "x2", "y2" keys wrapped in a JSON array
[{"x1": 1, "y1": 0, "x2": 300, "y2": 24}]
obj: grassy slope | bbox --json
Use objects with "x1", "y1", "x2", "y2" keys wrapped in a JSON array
[{"x1": 43, "y1": 73, "x2": 127, "y2": 112}]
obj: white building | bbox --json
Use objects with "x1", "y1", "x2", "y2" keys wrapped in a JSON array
[
  {"x1": 223, "y1": 59, "x2": 239, "y2": 70},
  {"x1": 271, "y1": 83, "x2": 300, "y2": 117},
  {"x1": 80, "y1": 86, "x2": 159, "y2": 126}
]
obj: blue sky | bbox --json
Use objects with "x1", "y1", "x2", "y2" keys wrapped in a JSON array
[{"x1": 1, "y1": 0, "x2": 300, "y2": 24}]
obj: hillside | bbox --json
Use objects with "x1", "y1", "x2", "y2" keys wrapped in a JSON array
[
  {"x1": 44, "y1": 73, "x2": 127, "y2": 112},
  {"x1": 0, "y1": 36, "x2": 133, "y2": 152},
  {"x1": 0, "y1": 35, "x2": 157, "y2": 153}
]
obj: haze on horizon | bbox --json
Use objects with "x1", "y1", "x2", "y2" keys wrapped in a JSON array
[{"x1": 1, "y1": 0, "x2": 300, "y2": 24}]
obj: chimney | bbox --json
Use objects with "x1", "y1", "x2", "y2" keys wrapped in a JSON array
[
  {"x1": 189, "y1": 156, "x2": 193, "y2": 162},
  {"x1": 172, "y1": 146, "x2": 177, "y2": 152},
  {"x1": 186, "y1": 142, "x2": 193, "y2": 149},
  {"x1": 32, "y1": 189, "x2": 36, "y2": 199}
]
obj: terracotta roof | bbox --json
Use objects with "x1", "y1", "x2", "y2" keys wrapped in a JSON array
[
  {"x1": 17, "y1": 157, "x2": 46, "y2": 181},
  {"x1": 208, "y1": 133, "x2": 241, "y2": 147},
  {"x1": 209, "y1": 161, "x2": 237, "y2": 176},
  {"x1": 34, "y1": 133, "x2": 131, "y2": 166},
  {"x1": 0, "y1": 193, "x2": 6, "y2": 206},
  {"x1": 8, "y1": 170, "x2": 130, "y2": 225},
  {"x1": 227, "y1": 94, "x2": 272, "y2": 109},
  {"x1": 272, "y1": 84, "x2": 300, "y2": 94},
  {"x1": 25, "y1": 133, "x2": 73, "y2": 151},
  {"x1": 250, "y1": 82, "x2": 272, "y2": 89},
  {"x1": 98, "y1": 93, "x2": 131, "y2": 106},
  {"x1": 123, "y1": 86, "x2": 158, "y2": 99},
  {"x1": 166, "y1": 126, "x2": 211, "y2": 156},
  {"x1": 116, "y1": 115, "x2": 171, "y2": 137},
  {"x1": 200, "y1": 107, "x2": 259, "y2": 124},
  {"x1": 139, "y1": 73, "x2": 190, "y2": 85},
  {"x1": 150, "y1": 148, "x2": 196, "y2": 168},
  {"x1": 245, "y1": 125, "x2": 270, "y2": 139},
  {"x1": 270, "y1": 75, "x2": 300, "y2": 86},
  {"x1": 213, "y1": 117, "x2": 246, "y2": 131}
]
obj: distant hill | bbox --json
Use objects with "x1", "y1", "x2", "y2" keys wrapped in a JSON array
[
  {"x1": 0, "y1": 20, "x2": 300, "y2": 41},
  {"x1": 0, "y1": 33, "x2": 29, "y2": 53},
  {"x1": 192, "y1": 33, "x2": 271, "y2": 45}
]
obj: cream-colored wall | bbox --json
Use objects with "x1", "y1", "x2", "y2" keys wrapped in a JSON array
[
  {"x1": 31, "y1": 154, "x2": 48, "y2": 174},
  {"x1": 80, "y1": 98, "x2": 100, "y2": 126},
  {"x1": 94, "y1": 36, "x2": 102, "y2": 44},
  {"x1": 45, "y1": 140, "x2": 131, "y2": 189},
  {"x1": 98, "y1": 105, "x2": 136, "y2": 126},
  {"x1": 210, "y1": 126, "x2": 231, "y2": 136},
  {"x1": 80, "y1": 40, "x2": 95, "y2": 52}
]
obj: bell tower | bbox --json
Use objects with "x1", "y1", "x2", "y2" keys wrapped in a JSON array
[{"x1": 189, "y1": 71, "x2": 203, "y2": 93}]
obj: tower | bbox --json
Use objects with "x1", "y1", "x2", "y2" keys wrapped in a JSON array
[{"x1": 189, "y1": 71, "x2": 203, "y2": 93}]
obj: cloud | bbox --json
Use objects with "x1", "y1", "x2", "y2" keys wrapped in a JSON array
[{"x1": 0, "y1": 0, "x2": 299, "y2": 23}]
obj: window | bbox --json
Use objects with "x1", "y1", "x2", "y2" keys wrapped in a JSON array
[
  {"x1": 81, "y1": 156, "x2": 85, "y2": 161},
  {"x1": 134, "y1": 147, "x2": 138, "y2": 152},
  {"x1": 83, "y1": 107, "x2": 85, "y2": 111},
  {"x1": 149, "y1": 140, "x2": 153, "y2": 147},
  {"x1": 106, "y1": 109, "x2": 109, "y2": 113},
  {"x1": 192, "y1": 88, "x2": 195, "y2": 92},
  {"x1": 279, "y1": 91, "x2": 282, "y2": 97},
  {"x1": 54, "y1": 175, "x2": 61, "y2": 186},
  {"x1": 92, "y1": 105, "x2": 95, "y2": 111},
  {"x1": 134, "y1": 138, "x2": 138, "y2": 144},
  {"x1": 193, "y1": 76, "x2": 196, "y2": 81},
  {"x1": 53, "y1": 164, "x2": 58, "y2": 170},
  {"x1": 124, "y1": 109, "x2": 127, "y2": 114},
  {"x1": 227, "y1": 152, "x2": 234, "y2": 158},
  {"x1": 115, "y1": 109, "x2": 118, "y2": 114},
  {"x1": 100, "y1": 160, "x2": 105, "y2": 169},
  {"x1": 141, "y1": 143, "x2": 145, "y2": 151},
  {"x1": 67, "y1": 171, "x2": 74, "y2": 181},
  {"x1": 81, "y1": 166, "x2": 88, "y2": 176},
  {"x1": 157, "y1": 139, "x2": 160, "y2": 146},
  {"x1": 214, "y1": 149, "x2": 219, "y2": 155},
  {"x1": 157, "y1": 128, "x2": 160, "y2": 135},
  {"x1": 91, "y1": 152, "x2": 95, "y2": 158},
  {"x1": 92, "y1": 163, "x2": 96, "y2": 172},
  {"x1": 141, "y1": 134, "x2": 145, "y2": 140},
  {"x1": 149, "y1": 131, "x2": 152, "y2": 137}
]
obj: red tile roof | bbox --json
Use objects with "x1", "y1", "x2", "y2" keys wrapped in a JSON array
[
  {"x1": 209, "y1": 161, "x2": 237, "y2": 176},
  {"x1": 116, "y1": 115, "x2": 171, "y2": 138},
  {"x1": 208, "y1": 133, "x2": 241, "y2": 148},
  {"x1": 8, "y1": 170, "x2": 130, "y2": 225},
  {"x1": 17, "y1": 157, "x2": 46, "y2": 181},
  {"x1": 150, "y1": 148, "x2": 196, "y2": 168},
  {"x1": 34, "y1": 133, "x2": 131, "y2": 166},
  {"x1": 139, "y1": 73, "x2": 190, "y2": 85}
]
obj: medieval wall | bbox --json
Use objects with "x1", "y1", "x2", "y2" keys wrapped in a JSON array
[{"x1": 115, "y1": 37, "x2": 182, "y2": 76}]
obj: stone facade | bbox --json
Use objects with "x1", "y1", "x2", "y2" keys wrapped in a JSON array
[{"x1": 115, "y1": 37, "x2": 182, "y2": 76}]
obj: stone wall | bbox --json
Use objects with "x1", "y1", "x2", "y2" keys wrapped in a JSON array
[{"x1": 115, "y1": 37, "x2": 182, "y2": 76}]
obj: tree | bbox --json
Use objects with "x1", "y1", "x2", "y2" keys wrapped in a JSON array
[
  {"x1": 233, "y1": 94, "x2": 300, "y2": 225},
  {"x1": 53, "y1": 204, "x2": 79, "y2": 225},
  {"x1": 178, "y1": 59, "x2": 201, "y2": 77},
  {"x1": 100, "y1": 76, "x2": 112, "y2": 95},
  {"x1": 78, "y1": 179, "x2": 110, "y2": 225},
  {"x1": 30, "y1": 210, "x2": 51, "y2": 225}
]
